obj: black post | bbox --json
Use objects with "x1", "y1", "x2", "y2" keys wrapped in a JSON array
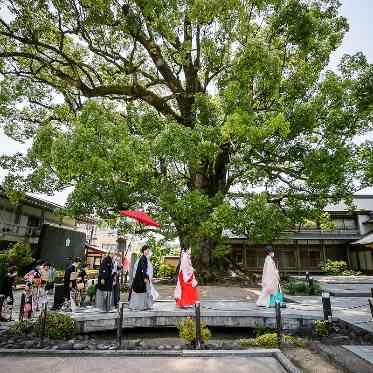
[
  {"x1": 275, "y1": 300, "x2": 282, "y2": 347},
  {"x1": 368, "y1": 298, "x2": 373, "y2": 320},
  {"x1": 371, "y1": 288, "x2": 373, "y2": 298},
  {"x1": 305, "y1": 271, "x2": 310, "y2": 283},
  {"x1": 309, "y1": 277, "x2": 314, "y2": 294},
  {"x1": 0, "y1": 295, "x2": 4, "y2": 321},
  {"x1": 40, "y1": 303, "x2": 48, "y2": 347},
  {"x1": 322, "y1": 292, "x2": 332, "y2": 321},
  {"x1": 117, "y1": 303, "x2": 124, "y2": 348},
  {"x1": 19, "y1": 293, "x2": 25, "y2": 321},
  {"x1": 195, "y1": 301, "x2": 202, "y2": 349}
]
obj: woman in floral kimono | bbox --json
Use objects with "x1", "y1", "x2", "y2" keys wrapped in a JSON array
[
  {"x1": 175, "y1": 249, "x2": 199, "y2": 308},
  {"x1": 256, "y1": 245, "x2": 280, "y2": 307}
]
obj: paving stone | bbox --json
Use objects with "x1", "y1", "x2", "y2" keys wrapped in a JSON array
[{"x1": 343, "y1": 345, "x2": 373, "y2": 365}]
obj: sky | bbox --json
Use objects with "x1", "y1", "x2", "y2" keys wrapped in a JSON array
[{"x1": 0, "y1": 0, "x2": 373, "y2": 206}]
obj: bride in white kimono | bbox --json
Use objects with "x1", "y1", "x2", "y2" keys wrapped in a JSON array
[{"x1": 256, "y1": 245, "x2": 280, "y2": 307}]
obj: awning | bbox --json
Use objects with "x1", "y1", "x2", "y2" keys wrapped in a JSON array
[
  {"x1": 85, "y1": 244, "x2": 107, "y2": 255},
  {"x1": 352, "y1": 231, "x2": 373, "y2": 246}
]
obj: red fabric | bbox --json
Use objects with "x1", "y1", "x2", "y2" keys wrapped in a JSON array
[
  {"x1": 176, "y1": 271, "x2": 199, "y2": 308},
  {"x1": 119, "y1": 210, "x2": 160, "y2": 227}
]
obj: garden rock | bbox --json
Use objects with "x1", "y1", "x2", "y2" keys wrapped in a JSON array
[
  {"x1": 132, "y1": 339, "x2": 141, "y2": 346},
  {"x1": 96, "y1": 343, "x2": 109, "y2": 350},
  {"x1": 73, "y1": 342, "x2": 88, "y2": 350},
  {"x1": 24, "y1": 340, "x2": 35, "y2": 349},
  {"x1": 57, "y1": 342, "x2": 73, "y2": 350},
  {"x1": 328, "y1": 336, "x2": 350, "y2": 345}
]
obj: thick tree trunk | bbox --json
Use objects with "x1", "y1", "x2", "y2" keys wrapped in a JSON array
[
  {"x1": 195, "y1": 237, "x2": 217, "y2": 283},
  {"x1": 177, "y1": 232, "x2": 224, "y2": 283}
]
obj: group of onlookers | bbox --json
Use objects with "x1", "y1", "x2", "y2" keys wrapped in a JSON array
[
  {"x1": 0, "y1": 245, "x2": 202, "y2": 321},
  {"x1": 0, "y1": 260, "x2": 57, "y2": 321}
]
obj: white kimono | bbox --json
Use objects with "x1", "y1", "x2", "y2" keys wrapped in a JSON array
[
  {"x1": 146, "y1": 257, "x2": 159, "y2": 302},
  {"x1": 256, "y1": 255, "x2": 280, "y2": 307}
]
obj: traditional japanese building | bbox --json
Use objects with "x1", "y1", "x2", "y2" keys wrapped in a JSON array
[
  {"x1": 0, "y1": 188, "x2": 87, "y2": 268},
  {"x1": 227, "y1": 195, "x2": 373, "y2": 273}
]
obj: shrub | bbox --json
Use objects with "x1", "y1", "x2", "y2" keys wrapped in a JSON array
[
  {"x1": 320, "y1": 260, "x2": 347, "y2": 274},
  {"x1": 314, "y1": 320, "x2": 329, "y2": 337},
  {"x1": 239, "y1": 338, "x2": 258, "y2": 347},
  {"x1": 283, "y1": 335, "x2": 306, "y2": 347},
  {"x1": 34, "y1": 312, "x2": 77, "y2": 339},
  {"x1": 255, "y1": 333, "x2": 278, "y2": 347},
  {"x1": 177, "y1": 317, "x2": 211, "y2": 345},
  {"x1": 320, "y1": 260, "x2": 361, "y2": 276},
  {"x1": 7, "y1": 242, "x2": 34, "y2": 273},
  {"x1": 87, "y1": 284, "x2": 97, "y2": 298},
  {"x1": 157, "y1": 263, "x2": 175, "y2": 278},
  {"x1": 240, "y1": 333, "x2": 305, "y2": 348},
  {"x1": 284, "y1": 280, "x2": 321, "y2": 296},
  {"x1": 146, "y1": 238, "x2": 167, "y2": 277},
  {"x1": 256, "y1": 326, "x2": 275, "y2": 337},
  {"x1": 240, "y1": 333, "x2": 277, "y2": 348},
  {"x1": 8, "y1": 320, "x2": 34, "y2": 336}
]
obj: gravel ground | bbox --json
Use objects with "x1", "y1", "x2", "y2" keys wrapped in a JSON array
[{"x1": 284, "y1": 348, "x2": 342, "y2": 373}]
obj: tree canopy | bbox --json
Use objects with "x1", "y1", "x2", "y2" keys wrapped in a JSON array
[{"x1": 0, "y1": 0, "x2": 372, "y2": 277}]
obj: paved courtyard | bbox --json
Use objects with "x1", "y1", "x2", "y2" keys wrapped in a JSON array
[
  {"x1": 2, "y1": 283, "x2": 373, "y2": 334},
  {"x1": 292, "y1": 275, "x2": 373, "y2": 297},
  {"x1": 0, "y1": 356, "x2": 287, "y2": 373}
]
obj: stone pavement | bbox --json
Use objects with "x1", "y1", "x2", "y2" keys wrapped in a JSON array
[
  {"x1": 343, "y1": 345, "x2": 373, "y2": 365},
  {"x1": 291, "y1": 275, "x2": 373, "y2": 297},
  {"x1": 286, "y1": 295, "x2": 373, "y2": 333},
  {"x1": 0, "y1": 356, "x2": 287, "y2": 373},
  {"x1": 72, "y1": 299, "x2": 323, "y2": 332}
]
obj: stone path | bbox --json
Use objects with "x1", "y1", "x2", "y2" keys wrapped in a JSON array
[
  {"x1": 72, "y1": 299, "x2": 323, "y2": 332},
  {"x1": 291, "y1": 275, "x2": 373, "y2": 297},
  {"x1": 0, "y1": 356, "x2": 287, "y2": 373},
  {"x1": 342, "y1": 345, "x2": 373, "y2": 365}
]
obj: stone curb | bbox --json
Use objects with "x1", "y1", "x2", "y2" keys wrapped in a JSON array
[
  {"x1": 0, "y1": 348, "x2": 300, "y2": 372},
  {"x1": 273, "y1": 351, "x2": 302, "y2": 373},
  {"x1": 309, "y1": 341, "x2": 373, "y2": 373}
]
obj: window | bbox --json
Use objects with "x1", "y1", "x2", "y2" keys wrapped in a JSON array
[
  {"x1": 28, "y1": 215, "x2": 40, "y2": 227},
  {"x1": 309, "y1": 250, "x2": 321, "y2": 267},
  {"x1": 235, "y1": 250, "x2": 243, "y2": 265},
  {"x1": 278, "y1": 249, "x2": 296, "y2": 269},
  {"x1": 300, "y1": 248, "x2": 321, "y2": 268},
  {"x1": 246, "y1": 250, "x2": 257, "y2": 268},
  {"x1": 332, "y1": 217, "x2": 357, "y2": 230}
]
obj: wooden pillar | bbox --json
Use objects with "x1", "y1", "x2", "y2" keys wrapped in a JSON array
[
  {"x1": 243, "y1": 243, "x2": 247, "y2": 268},
  {"x1": 295, "y1": 240, "x2": 301, "y2": 273},
  {"x1": 321, "y1": 240, "x2": 327, "y2": 263},
  {"x1": 346, "y1": 245, "x2": 352, "y2": 268}
]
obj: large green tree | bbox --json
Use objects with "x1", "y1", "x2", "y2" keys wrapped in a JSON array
[{"x1": 0, "y1": 0, "x2": 372, "y2": 279}]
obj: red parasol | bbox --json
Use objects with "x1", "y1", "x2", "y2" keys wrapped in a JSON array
[{"x1": 119, "y1": 210, "x2": 160, "y2": 228}]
